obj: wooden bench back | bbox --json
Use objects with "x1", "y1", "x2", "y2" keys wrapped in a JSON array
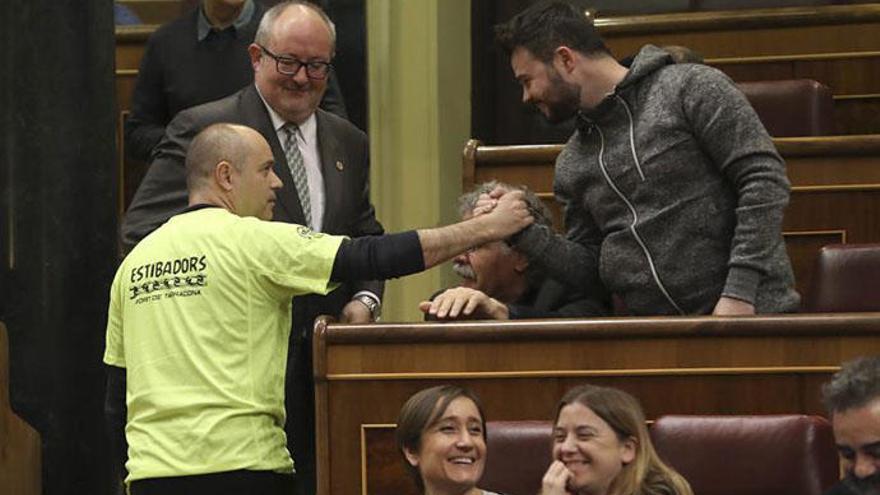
[{"x1": 0, "y1": 322, "x2": 41, "y2": 495}]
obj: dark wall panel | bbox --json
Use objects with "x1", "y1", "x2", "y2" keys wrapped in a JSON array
[
  {"x1": 471, "y1": 0, "x2": 880, "y2": 144},
  {"x1": 2, "y1": 1, "x2": 118, "y2": 494},
  {"x1": 326, "y1": 0, "x2": 368, "y2": 133},
  {"x1": 471, "y1": 0, "x2": 576, "y2": 145}
]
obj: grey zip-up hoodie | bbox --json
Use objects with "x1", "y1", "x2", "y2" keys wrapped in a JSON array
[{"x1": 515, "y1": 45, "x2": 800, "y2": 315}]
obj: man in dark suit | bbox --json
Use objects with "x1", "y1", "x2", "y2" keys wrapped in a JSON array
[
  {"x1": 123, "y1": 0, "x2": 348, "y2": 164},
  {"x1": 119, "y1": 2, "x2": 381, "y2": 493}
]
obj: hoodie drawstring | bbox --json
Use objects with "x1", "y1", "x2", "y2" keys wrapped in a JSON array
[
  {"x1": 593, "y1": 105, "x2": 685, "y2": 315},
  {"x1": 616, "y1": 95, "x2": 646, "y2": 182}
]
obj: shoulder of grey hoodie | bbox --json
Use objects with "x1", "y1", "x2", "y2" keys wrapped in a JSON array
[{"x1": 621, "y1": 51, "x2": 790, "y2": 306}]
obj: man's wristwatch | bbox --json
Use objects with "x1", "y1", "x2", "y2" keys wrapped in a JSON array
[{"x1": 353, "y1": 292, "x2": 381, "y2": 321}]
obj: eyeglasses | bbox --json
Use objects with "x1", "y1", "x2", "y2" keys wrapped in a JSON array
[{"x1": 258, "y1": 44, "x2": 332, "y2": 80}]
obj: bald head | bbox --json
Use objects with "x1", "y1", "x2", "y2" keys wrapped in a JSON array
[
  {"x1": 186, "y1": 123, "x2": 257, "y2": 192},
  {"x1": 186, "y1": 123, "x2": 281, "y2": 219},
  {"x1": 255, "y1": 1, "x2": 336, "y2": 52}
]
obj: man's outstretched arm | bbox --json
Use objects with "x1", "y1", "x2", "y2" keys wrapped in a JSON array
[{"x1": 331, "y1": 191, "x2": 533, "y2": 282}]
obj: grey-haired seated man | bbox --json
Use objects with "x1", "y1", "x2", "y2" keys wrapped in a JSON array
[
  {"x1": 420, "y1": 181, "x2": 609, "y2": 320},
  {"x1": 822, "y1": 356, "x2": 880, "y2": 495}
]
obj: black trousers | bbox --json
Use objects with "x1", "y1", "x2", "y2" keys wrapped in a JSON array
[
  {"x1": 129, "y1": 470, "x2": 295, "y2": 495},
  {"x1": 287, "y1": 330, "x2": 317, "y2": 495}
]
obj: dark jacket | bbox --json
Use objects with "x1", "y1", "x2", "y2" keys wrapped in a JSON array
[
  {"x1": 124, "y1": 2, "x2": 347, "y2": 163},
  {"x1": 123, "y1": 82, "x2": 384, "y2": 328}
]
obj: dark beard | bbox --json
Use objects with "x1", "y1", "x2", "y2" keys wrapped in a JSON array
[
  {"x1": 842, "y1": 471, "x2": 880, "y2": 495},
  {"x1": 543, "y1": 69, "x2": 581, "y2": 124}
]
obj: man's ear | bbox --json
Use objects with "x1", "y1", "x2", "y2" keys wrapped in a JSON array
[
  {"x1": 554, "y1": 46, "x2": 577, "y2": 74},
  {"x1": 215, "y1": 160, "x2": 235, "y2": 192},
  {"x1": 513, "y1": 251, "x2": 530, "y2": 274},
  {"x1": 403, "y1": 447, "x2": 420, "y2": 468},
  {"x1": 248, "y1": 43, "x2": 262, "y2": 71}
]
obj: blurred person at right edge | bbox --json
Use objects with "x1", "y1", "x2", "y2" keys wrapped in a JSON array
[{"x1": 822, "y1": 356, "x2": 880, "y2": 495}]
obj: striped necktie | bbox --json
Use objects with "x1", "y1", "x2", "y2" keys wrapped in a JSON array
[{"x1": 282, "y1": 123, "x2": 312, "y2": 228}]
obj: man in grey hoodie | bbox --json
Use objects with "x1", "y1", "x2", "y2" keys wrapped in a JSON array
[{"x1": 488, "y1": 0, "x2": 800, "y2": 315}]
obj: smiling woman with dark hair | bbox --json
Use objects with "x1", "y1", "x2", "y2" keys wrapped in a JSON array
[{"x1": 396, "y1": 385, "x2": 503, "y2": 495}]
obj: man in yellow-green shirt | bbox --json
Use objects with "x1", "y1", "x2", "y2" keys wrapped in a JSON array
[{"x1": 104, "y1": 122, "x2": 533, "y2": 495}]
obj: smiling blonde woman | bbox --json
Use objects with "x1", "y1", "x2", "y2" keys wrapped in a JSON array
[{"x1": 542, "y1": 385, "x2": 693, "y2": 495}]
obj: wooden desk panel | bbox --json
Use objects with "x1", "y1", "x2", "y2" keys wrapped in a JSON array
[{"x1": 313, "y1": 315, "x2": 880, "y2": 495}]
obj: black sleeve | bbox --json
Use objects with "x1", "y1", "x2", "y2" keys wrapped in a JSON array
[
  {"x1": 507, "y1": 300, "x2": 608, "y2": 319},
  {"x1": 330, "y1": 231, "x2": 424, "y2": 282},
  {"x1": 342, "y1": 125, "x2": 385, "y2": 300},
  {"x1": 124, "y1": 116, "x2": 166, "y2": 164},
  {"x1": 120, "y1": 109, "x2": 194, "y2": 251},
  {"x1": 124, "y1": 36, "x2": 170, "y2": 163},
  {"x1": 507, "y1": 278, "x2": 611, "y2": 319},
  {"x1": 105, "y1": 365, "x2": 128, "y2": 484}
]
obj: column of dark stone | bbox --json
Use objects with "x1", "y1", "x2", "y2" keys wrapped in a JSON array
[{"x1": 2, "y1": 1, "x2": 117, "y2": 494}]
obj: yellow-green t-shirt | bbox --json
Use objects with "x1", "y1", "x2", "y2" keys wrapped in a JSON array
[{"x1": 103, "y1": 207, "x2": 344, "y2": 482}]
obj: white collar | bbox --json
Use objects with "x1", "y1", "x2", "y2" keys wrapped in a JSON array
[{"x1": 256, "y1": 84, "x2": 318, "y2": 146}]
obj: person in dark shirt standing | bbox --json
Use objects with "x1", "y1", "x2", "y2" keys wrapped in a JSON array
[{"x1": 124, "y1": 0, "x2": 347, "y2": 163}]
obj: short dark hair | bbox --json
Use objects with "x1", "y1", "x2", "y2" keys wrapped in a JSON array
[
  {"x1": 822, "y1": 355, "x2": 880, "y2": 414},
  {"x1": 494, "y1": 0, "x2": 609, "y2": 62},
  {"x1": 395, "y1": 385, "x2": 487, "y2": 492}
]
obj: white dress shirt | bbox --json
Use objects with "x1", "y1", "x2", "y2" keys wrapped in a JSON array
[
  {"x1": 257, "y1": 90, "x2": 326, "y2": 232},
  {"x1": 254, "y1": 87, "x2": 381, "y2": 316}
]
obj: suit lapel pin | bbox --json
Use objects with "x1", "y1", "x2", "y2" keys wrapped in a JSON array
[{"x1": 335, "y1": 160, "x2": 344, "y2": 171}]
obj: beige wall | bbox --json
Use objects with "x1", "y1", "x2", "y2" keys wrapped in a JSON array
[{"x1": 367, "y1": 0, "x2": 471, "y2": 322}]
